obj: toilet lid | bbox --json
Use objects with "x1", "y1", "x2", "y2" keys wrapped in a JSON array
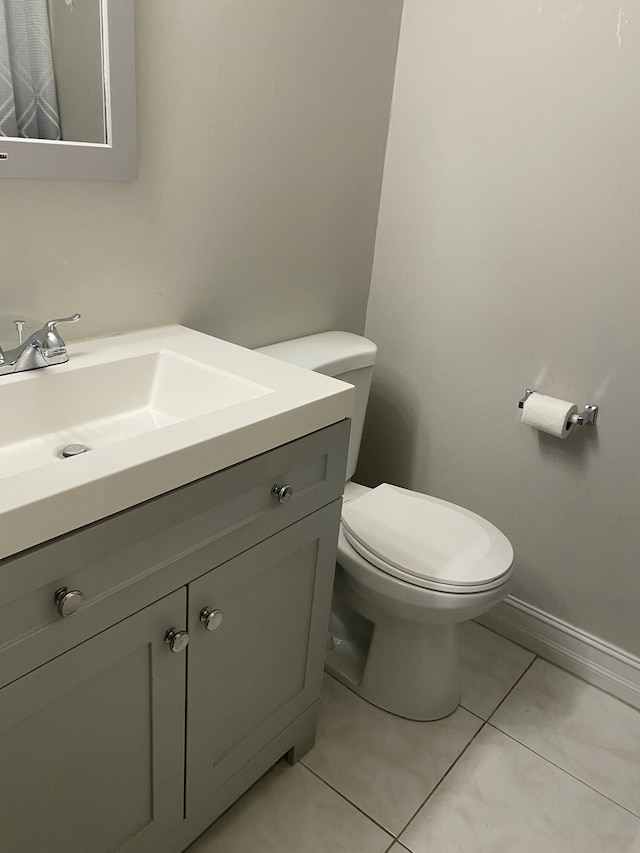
[{"x1": 341, "y1": 484, "x2": 513, "y2": 591}]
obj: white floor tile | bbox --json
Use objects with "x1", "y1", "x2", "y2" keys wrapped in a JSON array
[
  {"x1": 301, "y1": 674, "x2": 482, "y2": 835},
  {"x1": 459, "y1": 621, "x2": 535, "y2": 718},
  {"x1": 185, "y1": 760, "x2": 392, "y2": 853},
  {"x1": 400, "y1": 725, "x2": 640, "y2": 853},
  {"x1": 490, "y1": 658, "x2": 640, "y2": 815}
]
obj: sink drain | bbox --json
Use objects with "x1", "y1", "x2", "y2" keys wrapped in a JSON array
[{"x1": 61, "y1": 443, "x2": 90, "y2": 458}]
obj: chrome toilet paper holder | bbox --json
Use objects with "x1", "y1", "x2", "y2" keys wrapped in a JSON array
[{"x1": 518, "y1": 389, "x2": 599, "y2": 426}]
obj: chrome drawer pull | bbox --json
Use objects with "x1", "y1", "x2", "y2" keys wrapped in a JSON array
[
  {"x1": 200, "y1": 608, "x2": 224, "y2": 632},
  {"x1": 165, "y1": 628, "x2": 189, "y2": 654},
  {"x1": 271, "y1": 483, "x2": 293, "y2": 504},
  {"x1": 54, "y1": 587, "x2": 85, "y2": 618}
]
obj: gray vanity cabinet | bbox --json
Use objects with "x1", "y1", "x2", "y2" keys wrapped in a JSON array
[
  {"x1": 0, "y1": 420, "x2": 349, "y2": 853},
  {"x1": 0, "y1": 590, "x2": 187, "y2": 853}
]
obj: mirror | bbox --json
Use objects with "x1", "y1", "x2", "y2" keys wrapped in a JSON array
[{"x1": 0, "y1": 0, "x2": 136, "y2": 181}]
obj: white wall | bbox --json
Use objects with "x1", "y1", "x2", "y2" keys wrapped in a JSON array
[
  {"x1": 362, "y1": 0, "x2": 640, "y2": 655},
  {"x1": 1, "y1": 0, "x2": 402, "y2": 347}
]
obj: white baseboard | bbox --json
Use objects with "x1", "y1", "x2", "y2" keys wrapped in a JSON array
[{"x1": 476, "y1": 596, "x2": 640, "y2": 710}]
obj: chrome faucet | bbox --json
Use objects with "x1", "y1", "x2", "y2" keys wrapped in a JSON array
[{"x1": 0, "y1": 314, "x2": 81, "y2": 376}]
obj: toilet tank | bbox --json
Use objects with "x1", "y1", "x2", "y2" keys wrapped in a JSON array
[{"x1": 255, "y1": 332, "x2": 377, "y2": 482}]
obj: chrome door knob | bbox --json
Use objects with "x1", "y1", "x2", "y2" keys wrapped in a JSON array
[
  {"x1": 272, "y1": 483, "x2": 294, "y2": 504},
  {"x1": 200, "y1": 607, "x2": 223, "y2": 631},
  {"x1": 54, "y1": 587, "x2": 85, "y2": 618},
  {"x1": 165, "y1": 628, "x2": 189, "y2": 654}
]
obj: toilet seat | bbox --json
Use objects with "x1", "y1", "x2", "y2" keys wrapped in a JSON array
[{"x1": 341, "y1": 483, "x2": 513, "y2": 593}]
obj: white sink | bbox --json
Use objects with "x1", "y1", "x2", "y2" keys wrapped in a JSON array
[
  {"x1": 0, "y1": 326, "x2": 353, "y2": 560},
  {"x1": 0, "y1": 351, "x2": 271, "y2": 478}
]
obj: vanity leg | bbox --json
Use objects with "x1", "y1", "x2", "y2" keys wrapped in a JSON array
[
  {"x1": 285, "y1": 704, "x2": 319, "y2": 764},
  {"x1": 286, "y1": 731, "x2": 316, "y2": 764}
]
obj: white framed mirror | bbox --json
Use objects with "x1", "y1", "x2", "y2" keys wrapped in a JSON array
[{"x1": 0, "y1": 0, "x2": 136, "y2": 181}]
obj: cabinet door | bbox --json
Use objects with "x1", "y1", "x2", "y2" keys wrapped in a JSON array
[
  {"x1": 186, "y1": 500, "x2": 341, "y2": 815},
  {"x1": 0, "y1": 590, "x2": 187, "y2": 853}
]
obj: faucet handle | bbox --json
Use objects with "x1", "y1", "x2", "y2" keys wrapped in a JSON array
[
  {"x1": 40, "y1": 314, "x2": 81, "y2": 363},
  {"x1": 45, "y1": 314, "x2": 81, "y2": 334},
  {"x1": 44, "y1": 314, "x2": 81, "y2": 347}
]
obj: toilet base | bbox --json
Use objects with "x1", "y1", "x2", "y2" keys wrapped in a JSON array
[{"x1": 326, "y1": 614, "x2": 460, "y2": 721}]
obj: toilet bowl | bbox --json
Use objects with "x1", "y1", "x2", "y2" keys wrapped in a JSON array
[
  {"x1": 256, "y1": 332, "x2": 514, "y2": 721},
  {"x1": 326, "y1": 480, "x2": 513, "y2": 720}
]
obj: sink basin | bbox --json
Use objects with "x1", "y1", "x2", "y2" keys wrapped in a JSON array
[
  {"x1": 0, "y1": 326, "x2": 353, "y2": 560},
  {"x1": 0, "y1": 351, "x2": 271, "y2": 479}
]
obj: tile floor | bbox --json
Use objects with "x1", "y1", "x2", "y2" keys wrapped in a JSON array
[{"x1": 186, "y1": 621, "x2": 640, "y2": 852}]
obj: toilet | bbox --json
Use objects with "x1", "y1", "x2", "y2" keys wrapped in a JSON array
[{"x1": 257, "y1": 332, "x2": 514, "y2": 721}]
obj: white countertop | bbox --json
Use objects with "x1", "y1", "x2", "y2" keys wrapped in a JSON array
[{"x1": 0, "y1": 325, "x2": 353, "y2": 561}]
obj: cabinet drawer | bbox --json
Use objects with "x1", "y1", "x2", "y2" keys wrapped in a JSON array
[{"x1": 0, "y1": 420, "x2": 349, "y2": 689}]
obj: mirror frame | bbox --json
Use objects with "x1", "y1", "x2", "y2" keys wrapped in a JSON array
[{"x1": 0, "y1": 0, "x2": 136, "y2": 181}]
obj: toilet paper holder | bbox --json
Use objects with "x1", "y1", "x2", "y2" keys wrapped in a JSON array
[{"x1": 518, "y1": 389, "x2": 599, "y2": 426}]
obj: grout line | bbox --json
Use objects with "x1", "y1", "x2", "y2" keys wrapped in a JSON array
[
  {"x1": 477, "y1": 615, "x2": 640, "y2": 714},
  {"x1": 299, "y1": 762, "x2": 395, "y2": 841},
  {"x1": 486, "y1": 722, "x2": 640, "y2": 822},
  {"x1": 303, "y1": 658, "x2": 543, "y2": 845},
  {"x1": 533, "y1": 653, "x2": 640, "y2": 713},
  {"x1": 392, "y1": 657, "x2": 542, "y2": 841},
  {"x1": 472, "y1": 617, "x2": 536, "y2": 657},
  {"x1": 384, "y1": 841, "x2": 411, "y2": 853},
  {"x1": 486, "y1": 654, "x2": 538, "y2": 722},
  {"x1": 458, "y1": 704, "x2": 489, "y2": 722},
  {"x1": 458, "y1": 654, "x2": 537, "y2": 722},
  {"x1": 392, "y1": 720, "x2": 489, "y2": 841}
]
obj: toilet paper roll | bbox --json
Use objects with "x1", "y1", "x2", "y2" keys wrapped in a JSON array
[{"x1": 521, "y1": 393, "x2": 578, "y2": 439}]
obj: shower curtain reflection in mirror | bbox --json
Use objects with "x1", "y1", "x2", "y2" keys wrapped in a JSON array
[{"x1": 0, "y1": 0, "x2": 60, "y2": 140}]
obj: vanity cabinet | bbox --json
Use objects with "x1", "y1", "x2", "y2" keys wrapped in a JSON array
[{"x1": 0, "y1": 420, "x2": 349, "y2": 853}]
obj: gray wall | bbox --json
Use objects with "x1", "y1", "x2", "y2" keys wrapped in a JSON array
[
  {"x1": 1, "y1": 0, "x2": 402, "y2": 347},
  {"x1": 362, "y1": 0, "x2": 640, "y2": 656}
]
